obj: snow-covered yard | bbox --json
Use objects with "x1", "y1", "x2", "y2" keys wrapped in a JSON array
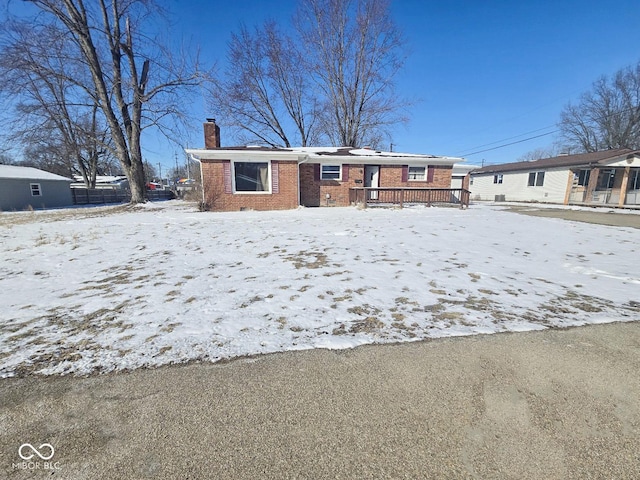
[{"x1": 1, "y1": 201, "x2": 638, "y2": 377}]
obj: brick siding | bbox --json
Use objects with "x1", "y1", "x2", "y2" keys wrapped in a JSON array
[
  {"x1": 201, "y1": 160, "x2": 299, "y2": 211},
  {"x1": 379, "y1": 165, "x2": 452, "y2": 188},
  {"x1": 204, "y1": 160, "x2": 454, "y2": 211},
  {"x1": 300, "y1": 163, "x2": 453, "y2": 207},
  {"x1": 299, "y1": 163, "x2": 365, "y2": 207}
]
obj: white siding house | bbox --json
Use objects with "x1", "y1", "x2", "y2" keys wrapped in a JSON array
[
  {"x1": 0, "y1": 165, "x2": 73, "y2": 211},
  {"x1": 471, "y1": 167, "x2": 569, "y2": 203},
  {"x1": 470, "y1": 149, "x2": 640, "y2": 207}
]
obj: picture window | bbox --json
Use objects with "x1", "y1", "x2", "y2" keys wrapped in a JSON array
[{"x1": 233, "y1": 162, "x2": 270, "y2": 192}]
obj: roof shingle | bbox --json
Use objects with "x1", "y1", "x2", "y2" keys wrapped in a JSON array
[{"x1": 472, "y1": 149, "x2": 637, "y2": 174}]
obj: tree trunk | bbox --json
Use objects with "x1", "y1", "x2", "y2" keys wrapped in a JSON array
[{"x1": 127, "y1": 152, "x2": 147, "y2": 203}]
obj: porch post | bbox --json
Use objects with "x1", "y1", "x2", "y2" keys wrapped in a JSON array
[
  {"x1": 585, "y1": 167, "x2": 600, "y2": 205},
  {"x1": 563, "y1": 170, "x2": 575, "y2": 205},
  {"x1": 619, "y1": 166, "x2": 631, "y2": 207}
]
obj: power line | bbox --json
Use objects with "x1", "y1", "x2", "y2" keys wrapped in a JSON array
[
  {"x1": 453, "y1": 125, "x2": 558, "y2": 156},
  {"x1": 459, "y1": 102, "x2": 640, "y2": 157},
  {"x1": 456, "y1": 61, "x2": 640, "y2": 158},
  {"x1": 460, "y1": 130, "x2": 558, "y2": 157}
]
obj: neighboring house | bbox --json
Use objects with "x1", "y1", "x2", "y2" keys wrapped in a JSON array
[
  {"x1": 451, "y1": 164, "x2": 476, "y2": 190},
  {"x1": 186, "y1": 120, "x2": 464, "y2": 211},
  {"x1": 470, "y1": 149, "x2": 640, "y2": 207},
  {"x1": 0, "y1": 165, "x2": 73, "y2": 211},
  {"x1": 71, "y1": 175, "x2": 129, "y2": 190}
]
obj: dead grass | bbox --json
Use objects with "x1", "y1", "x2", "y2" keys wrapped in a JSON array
[
  {"x1": 282, "y1": 250, "x2": 328, "y2": 269},
  {"x1": 349, "y1": 317, "x2": 384, "y2": 333}
]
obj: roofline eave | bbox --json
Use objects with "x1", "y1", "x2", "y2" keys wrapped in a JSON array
[{"x1": 185, "y1": 148, "x2": 461, "y2": 165}]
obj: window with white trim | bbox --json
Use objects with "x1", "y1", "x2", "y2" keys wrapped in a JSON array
[
  {"x1": 321, "y1": 164, "x2": 341, "y2": 180},
  {"x1": 527, "y1": 171, "x2": 545, "y2": 187},
  {"x1": 493, "y1": 174, "x2": 503, "y2": 184},
  {"x1": 408, "y1": 166, "x2": 426, "y2": 181},
  {"x1": 233, "y1": 162, "x2": 270, "y2": 192},
  {"x1": 30, "y1": 183, "x2": 42, "y2": 196}
]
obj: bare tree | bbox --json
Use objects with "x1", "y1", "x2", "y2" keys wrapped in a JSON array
[
  {"x1": 211, "y1": 22, "x2": 318, "y2": 147},
  {"x1": 212, "y1": 0, "x2": 408, "y2": 149},
  {"x1": 296, "y1": 0, "x2": 408, "y2": 147},
  {"x1": 559, "y1": 63, "x2": 640, "y2": 152},
  {"x1": 0, "y1": 21, "x2": 116, "y2": 187},
  {"x1": 6, "y1": 0, "x2": 202, "y2": 203},
  {"x1": 517, "y1": 144, "x2": 563, "y2": 162}
]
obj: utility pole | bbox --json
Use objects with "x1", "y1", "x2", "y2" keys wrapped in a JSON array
[{"x1": 158, "y1": 162, "x2": 162, "y2": 187}]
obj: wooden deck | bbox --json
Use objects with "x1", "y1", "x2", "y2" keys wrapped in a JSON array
[{"x1": 349, "y1": 188, "x2": 470, "y2": 209}]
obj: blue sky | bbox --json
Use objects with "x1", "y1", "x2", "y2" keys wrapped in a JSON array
[
  {"x1": 163, "y1": 0, "x2": 640, "y2": 169},
  {"x1": 6, "y1": 0, "x2": 640, "y2": 171}
]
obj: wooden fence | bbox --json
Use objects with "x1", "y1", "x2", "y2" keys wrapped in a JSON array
[
  {"x1": 71, "y1": 188, "x2": 175, "y2": 205},
  {"x1": 349, "y1": 187, "x2": 470, "y2": 209}
]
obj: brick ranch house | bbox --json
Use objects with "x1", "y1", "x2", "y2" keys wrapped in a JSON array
[{"x1": 186, "y1": 120, "x2": 465, "y2": 211}]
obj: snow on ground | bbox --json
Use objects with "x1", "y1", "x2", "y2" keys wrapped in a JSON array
[{"x1": 1, "y1": 201, "x2": 638, "y2": 377}]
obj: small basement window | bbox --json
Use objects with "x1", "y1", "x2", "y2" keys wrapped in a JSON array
[
  {"x1": 408, "y1": 166, "x2": 426, "y2": 181},
  {"x1": 30, "y1": 183, "x2": 42, "y2": 196},
  {"x1": 321, "y1": 164, "x2": 341, "y2": 180}
]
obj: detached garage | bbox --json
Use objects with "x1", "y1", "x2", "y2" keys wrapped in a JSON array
[{"x1": 0, "y1": 165, "x2": 73, "y2": 211}]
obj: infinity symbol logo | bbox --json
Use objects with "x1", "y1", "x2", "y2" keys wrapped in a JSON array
[{"x1": 18, "y1": 443, "x2": 55, "y2": 460}]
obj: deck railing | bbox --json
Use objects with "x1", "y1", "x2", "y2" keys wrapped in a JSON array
[{"x1": 349, "y1": 187, "x2": 470, "y2": 209}]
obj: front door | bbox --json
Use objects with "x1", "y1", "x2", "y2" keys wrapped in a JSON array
[{"x1": 364, "y1": 165, "x2": 380, "y2": 200}]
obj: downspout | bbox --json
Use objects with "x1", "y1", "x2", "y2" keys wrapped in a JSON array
[{"x1": 189, "y1": 153, "x2": 205, "y2": 205}]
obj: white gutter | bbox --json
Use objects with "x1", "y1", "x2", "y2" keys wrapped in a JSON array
[
  {"x1": 188, "y1": 153, "x2": 206, "y2": 205},
  {"x1": 185, "y1": 148, "x2": 461, "y2": 166}
]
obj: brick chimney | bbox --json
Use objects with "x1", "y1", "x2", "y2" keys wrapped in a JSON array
[{"x1": 204, "y1": 118, "x2": 220, "y2": 149}]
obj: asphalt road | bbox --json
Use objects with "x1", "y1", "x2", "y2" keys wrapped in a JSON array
[{"x1": 2, "y1": 322, "x2": 639, "y2": 479}]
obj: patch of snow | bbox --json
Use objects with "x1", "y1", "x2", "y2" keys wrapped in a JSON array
[{"x1": 0, "y1": 201, "x2": 638, "y2": 377}]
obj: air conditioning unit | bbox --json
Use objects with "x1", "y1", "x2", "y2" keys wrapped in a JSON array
[{"x1": 495, "y1": 194, "x2": 506, "y2": 202}]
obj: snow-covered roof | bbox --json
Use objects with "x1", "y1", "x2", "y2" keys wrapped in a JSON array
[
  {"x1": 72, "y1": 175, "x2": 128, "y2": 184},
  {"x1": 0, "y1": 165, "x2": 73, "y2": 181},
  {"x1": 452, "y1": 163, "x2": 478, "y2": 176},
  {"x1": 186, "y1": 146, "x2": 463, "y2": 165}
]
